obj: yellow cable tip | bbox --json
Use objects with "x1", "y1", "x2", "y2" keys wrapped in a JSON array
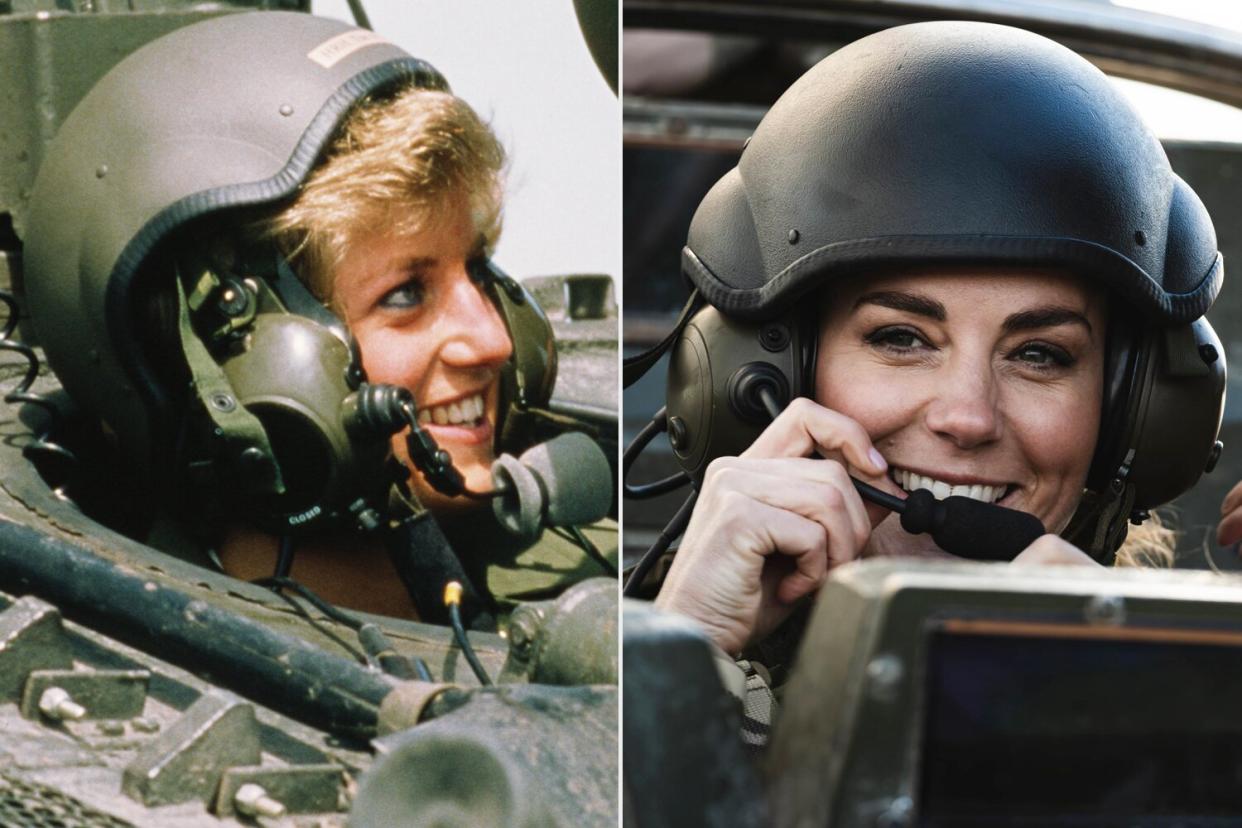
[{"x1": 443, "y1": 581, "x2": 463, "y2": 607}]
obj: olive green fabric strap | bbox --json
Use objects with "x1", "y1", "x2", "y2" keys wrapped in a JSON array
[{"x1": 175, "y1": 276, "x2": 285, "y2": 496}]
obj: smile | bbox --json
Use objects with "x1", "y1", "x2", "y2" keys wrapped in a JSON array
[
  {"x1": 416, "y1": 393, "x2": 486, "y2": 427},
  {"x1": 891, "y1": 467, "x2": 1012, "y2": 504}
]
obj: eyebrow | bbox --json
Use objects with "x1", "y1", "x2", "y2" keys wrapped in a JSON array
[
  {"x1": 1002, "y1": 307, "x2": 1093, "y2": 334},
  {"x1": 855, "y1": 290, "x2": 1092, "y2": 333},
  {"x1": 854, "y1": 291, "x2": 946, "y2": 320}
]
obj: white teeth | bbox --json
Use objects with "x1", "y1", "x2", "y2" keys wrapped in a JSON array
[
  {"x1": 894, "y1": 468, "x2": 1006, "y2": 503},
  {"x1": 416, "y1": 394, "x2": 486, "y2": 427}
]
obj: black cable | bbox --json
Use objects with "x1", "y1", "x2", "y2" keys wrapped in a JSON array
[
  {"x1": 254, "y1": 575, "x2": 433, "y2": 681},
  {"x1": 274, "y1": 535, "x2": 294, "y2": 578},
  {"x1": 623, "y1": 491, "x2": 699, "y2": 597},
  {"x1": 442, "y1": 595, "x2": 489, "y2": 685},
  {"x1": 396, "y1": 397, "x2": 500, "y2": 500},
  {"x1": 565, "y1": 525, "x2": 618, "y2": 578},
  {"x1": 623, "y1": 407, "x2": 691, "y2": 499},
  {"x1": 412, "y1": 656, "x2": 434, "y2": 683},
  {"x1": 0, "y1": 292, "x2": 79, "y2": 483},
  {"x1": 261, "y1": 583, "x2": 371, "y2": 665}
]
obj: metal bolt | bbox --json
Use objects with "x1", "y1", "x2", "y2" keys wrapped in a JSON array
[
  {"x1": 865, "y1": 654, "x2": 904, "y2": 702},
  {"x1": 39, "y1": 687, "x2": 85, "y2": 721},
  {"x1": 97, "y1": 720, "x2": 124, "y2": 736},
  {"x1": 131, "y1": 716, "x2": 160, "y2": 734},
  {"x1": 1200, "y1": 343, "x2": 1220, "y2": 364},
  {"x1": 1085, "y1": 594, "x2": 1126, "y2": 627},
  {"x1": 234, "y1": 783, "x2": 286, "y2": 819},
  {"x1": 760, "y1": 323, "x2": 791, "y2": 352},
  {"x1": 508, "y1": 608, "x2": 541, "y2": 658},
  {"x1": 209, "y1": 393, "x2": 236, "y2": 412}
]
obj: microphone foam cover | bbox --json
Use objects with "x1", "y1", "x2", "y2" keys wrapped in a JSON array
[
  {"x1": 900, "y1": 489, "x2": 1046, "y2": 562},
  {"x1": 492, "y1": 432, "x2": 613, "y2": 538}
]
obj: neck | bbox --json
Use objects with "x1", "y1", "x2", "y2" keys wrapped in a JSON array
[{"x1": 217, "y1": 525, "x2": 420, "y2": 620}]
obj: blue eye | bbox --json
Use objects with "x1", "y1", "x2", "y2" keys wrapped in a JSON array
[{"x1": 379, "y1": 280, "x2": 425, "y2": 310}]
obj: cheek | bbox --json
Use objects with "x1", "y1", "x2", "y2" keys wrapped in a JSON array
[
  {"x1": 352, "y1": 325, "x2": 432, "y2": 393},
  {"x1": 1009, "y1": 381, "x2": 1100, "y2": 487},
  {"x1": 814, "y1": 354, "x2": 921, "y2": 441}
]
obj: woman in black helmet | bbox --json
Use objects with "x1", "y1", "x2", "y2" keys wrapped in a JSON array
[{"x1": 642, "y1": 21, "x2": 1226, "y2": 657}]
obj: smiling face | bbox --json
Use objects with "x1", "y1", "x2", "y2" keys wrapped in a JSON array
[
  {"x1": 333, "y1": 194, "x2": 513, "y2": 513},
  {"x1": 814, "y1": 268, "x2": 1107, "y2": 558}
]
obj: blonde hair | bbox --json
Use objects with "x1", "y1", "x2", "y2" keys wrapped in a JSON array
[
  {"x1": 1112, "y1": 509, "x2": 1177, "y2": 568},
  {"x1": 264, "y1": 85, "x2": 506, "y2": 301}
]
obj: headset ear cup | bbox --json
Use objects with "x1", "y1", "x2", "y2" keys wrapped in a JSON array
[
  {"x1": 1126, "y1": 318, "x2": 1226, "y2": 510},
  {"x1": 494, "y1": 280, "x2": 558, "y2": 421},
  {"x1": 665, "y1": 306, "x2": 803, "y2": 483}
]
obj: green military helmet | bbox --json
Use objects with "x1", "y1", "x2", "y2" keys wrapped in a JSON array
[{"x1": 23, "y1": 11, "x2": 556, "y2": 527}]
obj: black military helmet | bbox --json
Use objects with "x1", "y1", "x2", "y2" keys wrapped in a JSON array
[
  {"x1": 665, "y1": 21, "x2": 1226, "y2": 559},
  {"x1": 23, "y1": 12, "x2": 556, "y2": 525},
  {"x1": 686, "y1": 21, "x2": 1219, "y2": 322}
]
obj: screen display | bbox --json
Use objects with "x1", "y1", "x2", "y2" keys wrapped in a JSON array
[{"x1": 919, "y1": 620, "x2": 1242, "y2": 826}]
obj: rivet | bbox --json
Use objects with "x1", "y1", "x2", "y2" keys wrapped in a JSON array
[
  {"x1": 787, "y1": 229, "x2": 800, "y2": 244},
  {"x1": 95, "y1": 164, "x2": 108, "y2": 179},
  {"x1": 1199, "y1": 343, "x2": 1220, "y2": 364},
  {"x1": 1134, "y1": 230, "x2": 1147, "y2": 246},
  {"x1": 279, "y1": 104, "x2": 294, "y2": 117}
]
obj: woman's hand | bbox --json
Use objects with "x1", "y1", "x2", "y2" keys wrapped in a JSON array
[
  {"x1": 1217, "y1": 480, "x2": 1242, "y2": 547},
  {"x1": 1012, "y1": 534, "x2": 1102, "y2": 567},
  {"x1": 654, "y1": 398, "x2": 892, "y2": 655}
]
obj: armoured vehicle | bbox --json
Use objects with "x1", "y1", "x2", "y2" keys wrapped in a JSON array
[
  {"x1": 0, "y1": 1, "x2": 619, "y2": 825},
  {"x1": 622, "y1": 1, "x2": 1242, "y2": 825}
]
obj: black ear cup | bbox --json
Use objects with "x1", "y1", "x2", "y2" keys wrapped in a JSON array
[
  {"x1": 665, "y1": 306, "x2": 803, "y2": 482},
  {"x1": 1125, "y1": 318, "x2": 1226, "y2": 509},
  {"x1": 1086, "y1": 315, "x2": 1225, "y2": 512}
]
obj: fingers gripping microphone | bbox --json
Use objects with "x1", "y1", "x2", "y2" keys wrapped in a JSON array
[
  {"x1": 746, "y1": 377, "x2": 1046, "y2": 562},
  {"x1": 490, "y1": 432, "x2": 613, "y2": 539}
]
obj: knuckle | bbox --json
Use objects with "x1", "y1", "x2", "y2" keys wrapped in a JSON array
[{"x1": 703, "y1": 457, "x2": 736, "y2": 489}]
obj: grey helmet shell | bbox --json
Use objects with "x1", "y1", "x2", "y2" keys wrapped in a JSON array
[
  {"x1": 23, "y1": 11, "x2": 444, "y2": 473},
  {"x1": 684, "y1": 21, "x2": 1221, "y2": 324}
]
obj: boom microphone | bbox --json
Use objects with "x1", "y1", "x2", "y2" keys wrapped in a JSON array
[
  {"x1": 853, "y1": 479, "x2": 1046, "y2": 561},
  {"x1": 490, "y1": 432, "x2": 613, "y2": 539}
]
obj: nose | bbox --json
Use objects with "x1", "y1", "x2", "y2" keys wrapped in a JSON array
[
  {"x1": 923, "y1": 351, "x2": 1003, "y2": 449},
  {"x1": 438, "y1": 266, "x2": 514, "y2": 368}
]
